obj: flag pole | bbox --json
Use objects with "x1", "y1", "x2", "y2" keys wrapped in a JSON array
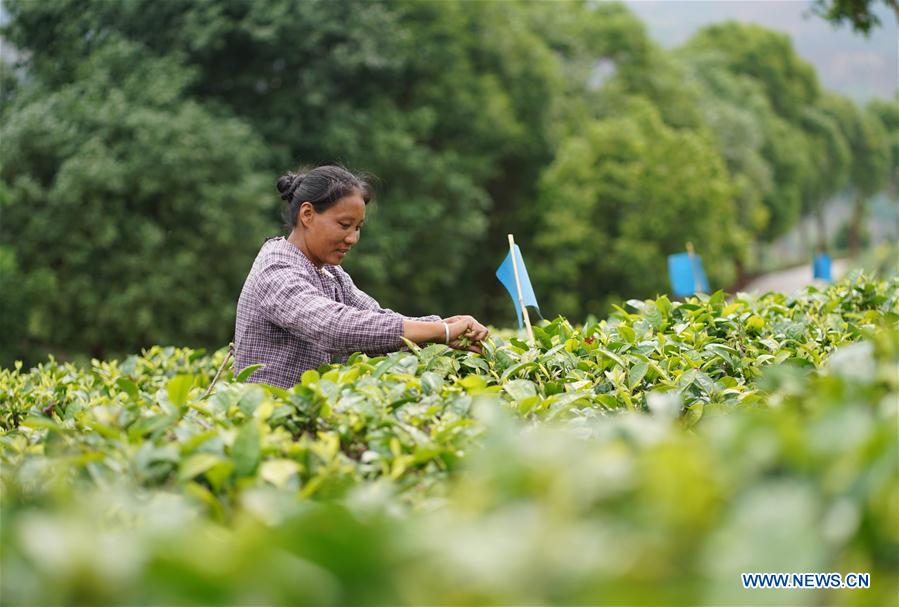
[
  {"x1": 507, "y1": 234, "x2": 534, "y2": 344},
  {"x1": 686, "y1": 241, "x2": 703, "y2": 294}
]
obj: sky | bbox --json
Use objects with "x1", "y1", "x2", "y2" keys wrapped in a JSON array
[{"x1": 623, "y1": 0, "x2": 898, "y2": 102}]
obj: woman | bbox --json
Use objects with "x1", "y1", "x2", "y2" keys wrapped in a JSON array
[{"x1": 234, "y1": 165, "x2": 489, "y2": 388}]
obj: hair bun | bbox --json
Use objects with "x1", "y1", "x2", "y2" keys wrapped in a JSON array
[{"x1": 276, "y1": 172, "x2": 304, "y2": 201}]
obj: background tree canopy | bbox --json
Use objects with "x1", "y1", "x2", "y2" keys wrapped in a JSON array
[
  {"x1": 812, "y1": 0, "x2": 899, "y2": 34},
  {"x1": 1, "y1": 0, "x2": 896, "y2": 366}
]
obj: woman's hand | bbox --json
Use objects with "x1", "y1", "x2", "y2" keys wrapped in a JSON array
[
  {"x1": 444, "y1": 315, "x2": 489, "y2": 353},
  {"x1": 402, "y1": 317, "x2": 488, "y2": 352}
]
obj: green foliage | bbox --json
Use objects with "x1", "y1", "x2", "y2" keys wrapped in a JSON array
[
  {"x1": 676, "y1": 47, "x2": 809, "y2": 242},
  {"x1": 2, "y1": 0, "x2": 578, "y2": 320},
  {"x1": 598, "y1": 44, "x2": 707, "y2": 131},
  {"x1": 682, "y1": 23, "x2": 821, "y2": 123},
  {"x1": 820, "y1": 94, "x2": 891, "y2": 198},
  {"x1": 678, "y1": 23, "x2": 850, "y2": 246},
  {"x1": 856, "y1": 241, "x2": 899, "y2": 278},
  {"x1": 1, "y1": 0, "x2": 896, "y2": 362},
  {"x1": 811, "y1": 0, "x2": 898, "y2": 34},
  {"x1": 1, "y1": 277, "x2": 897, "y2": 605},
  {"x1": 820, "y1": 93, "x2": 892, "y2": 252},
  {"x1": 0, "y1": 38, "x2": 272, "y2": 365},
  {"x1": 533, "y1": 100, "x2": 740, "y2": 317},
  {"x1": 676, "y1": 53, "x2": 773, "y2": 237},
  {"x1": 799, "y1": 106, "x2": 852, "y2": 231},
  {"x1": 757, "y1": 116, "x2": 813, "y2": 240},
  {"x1": 868, "y1": 96, "x2": 899, "y2": 200}
]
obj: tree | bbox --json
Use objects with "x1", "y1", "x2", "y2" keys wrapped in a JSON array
[
  {"x1": 798, "y1": 107, "x2": 851, "y2": 251},
  {"x1": 675, "y1": 51, "x2": 772, "y2": 242},
  {"x1": 680, "y1": 22, "x2": 824, "y2": 245},
  {"x1": 2, "y1": 0, "x2": 565, "y2": 320},
  {"x1": 0, "y1": 39, "x2": 271, "y2": 364},
  {"x1": 675, "y1": 46, "x2": 811, "y2": 245},
  {"x1": 819, "y1": 93, "x2": 890, "y2": 254},
  {"x1": 3, "y1": 0, "x2": 664, "y2": 325},
  {"x1": 812, "y1": 0, "x2": 899, "y2": 35},
  {"x1": 682, "y1": 23, "x2": 820, "y2": 123},
  {"x1": 3, "y1": 0, "x2": 877, "y2": 359},
  {"x1": 532, "y1": 99, "x2": 740, "y2": 319},
  {"x1": 867, "y1": 97, "x2": 899, "y2": 240}
]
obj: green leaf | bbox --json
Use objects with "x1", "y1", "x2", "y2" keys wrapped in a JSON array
[
  {"x1": 20, "y1": 417, "x2": 62, "y2": 432},
  {"x1": 183, "y1": 482, "x2": 225, "y2": 522},
  {"x1": 532, "y1": 326, "x2": 553, "y2": 349},
  {"x1": 746, "y1": 315, "x2": 765, "y2": 332},
  {"x1": 166, "y1": 374, "x2": 195, "y2": 407},
  {"x1": 420, "y1": 371, "x2": 444, "y2": 395},
  {"x1": 459, "y1": 375, "x2": 488, "y2": 392},
  {"x1": 116, "y1": 377, "x2": 139, "y2": 398},
  {"x1": 682, "y1": 401, "x2": 704, "y2": 427},
  {"x1": 232, "y1": 421, "x2": 262, "y2": 477},
  {"x1": 372, "y1": 356, "x2": 403, "y2": 379},
  {"x1": 178, "y1": 453, "x2": 225, "y2": 482},
  {"x1": 259, "y1": 459, "x2": 301, "y2": 489},
  {"x1": 627, "y1": 361, "x2": 649, "y2": 390},
  {"x1": 301, "y1": 369, "x2": 321, "y2": 386},
  {"x1": 617, "y1": 325, "x2": 636, "y2": 343},
  {"x1": 516, "y1": 395, "x2": 541, "y2": 415},
  {"x1": 643, "y1": 301, "x2": 664, "y2": 331},
  {"x1": 504, "y1": 379, "x2": 537, "y2": 402},
  {"x1": 501, "y1": 360, "x2": 539, "y2": 381},
  {"x1": 235, "y1": 364, "x2": 264, "y2": 383},
  {"x1": 237, "y1": 386, "x2": 266, "y2": 417},
  {"x1": 509, "y1": 337, "x2": 530, "y2": 350},
  {"x1": 596, "y1": 348, "x2": 627, "y2": 369},
  {"x1": 595, "y1": 394, "x2": 621, "y2": 409},
  {"x1": 461, "y1": 356, "x2": 489, "y2": 372}
]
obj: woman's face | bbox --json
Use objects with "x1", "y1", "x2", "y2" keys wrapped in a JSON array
[{"x1": 299, "y1": 193, "x2": 366, "y2": 267}]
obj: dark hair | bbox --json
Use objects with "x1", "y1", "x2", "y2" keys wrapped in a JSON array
[{"x1": 277, "y1": 165, "x2": 372, "y2": 228}]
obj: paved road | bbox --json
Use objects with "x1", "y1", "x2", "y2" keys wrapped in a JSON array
[{"x1": 740, "y1": 258, "x2": 851, "y2": 296}]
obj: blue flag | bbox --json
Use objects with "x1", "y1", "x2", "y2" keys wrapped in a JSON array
[
  {"x1": 813, "y1": 253, "x2": 832, "y2": 281},
  {"x1": 667, "y1": 252, "x2": 709, "y2": 297},
  {"x1": 496, "y1": 244, "x2": 541, "y2": 329}
]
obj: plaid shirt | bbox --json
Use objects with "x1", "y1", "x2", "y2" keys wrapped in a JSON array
[{"x1": 233, "y1": 237, "x2": 438, "y2": 388}]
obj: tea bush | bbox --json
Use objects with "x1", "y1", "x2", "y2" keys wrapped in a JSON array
[{"x1": 1, "y1": 273, "x2": 896, "y2": 605}]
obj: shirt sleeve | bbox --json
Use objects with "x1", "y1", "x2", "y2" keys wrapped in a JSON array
[
  {"x1": 337, "y1": 267, "x2": 441, "y2": 322},
  {"x1": 255, "y1": 259, "x2": 405, "y2": 355}
]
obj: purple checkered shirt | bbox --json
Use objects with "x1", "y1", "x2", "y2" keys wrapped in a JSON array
[{"x1": 233, "y1": 237, "x2": 438, "y2": 388}]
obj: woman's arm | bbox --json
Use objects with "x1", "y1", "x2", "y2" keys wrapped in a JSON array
[
  {"x1": 402, "y1": 319, "x2": 446, "y2": 344},
  {"x1": 331, "y1": 266, "x2": 488, "y2": 350},
  {"x1": 405, "y1": 316, "x2": 489, "y2": 352},
  {"x1": 335, "y1": 267, "x2": 440, "y2": 321}
]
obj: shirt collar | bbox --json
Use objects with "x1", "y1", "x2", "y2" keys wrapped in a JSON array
[{"x1": 272, "y1": 236, "x2": 336, "y2": 278}]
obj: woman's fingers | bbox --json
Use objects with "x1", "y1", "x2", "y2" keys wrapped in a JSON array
[
  {"x1": 447, "y1": 315, "x2": 489, "y2": 345},
  {"x1": 465, "y1": 320, "x2": 488, "y2": 341},
  {"x1": 448, "y1": 320, "x2": 470, "y2": 341}
]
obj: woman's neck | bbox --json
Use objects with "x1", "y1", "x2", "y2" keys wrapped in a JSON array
[{"x1": 286, "y1": 230, "x2": 323, "y2": 268}]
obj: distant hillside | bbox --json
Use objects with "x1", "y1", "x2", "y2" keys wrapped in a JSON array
[{"x1": 624, "y1": 0, "x2": 897, "y2": 103}]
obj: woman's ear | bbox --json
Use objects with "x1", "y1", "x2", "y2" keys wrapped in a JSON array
[{"x1": 299, "y1": 202, "x2": 315, "y2": 227}]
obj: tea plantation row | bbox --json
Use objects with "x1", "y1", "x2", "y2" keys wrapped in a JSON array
[{"x1": 1, "y1": 274, "x2": 896, "y2": 605}]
